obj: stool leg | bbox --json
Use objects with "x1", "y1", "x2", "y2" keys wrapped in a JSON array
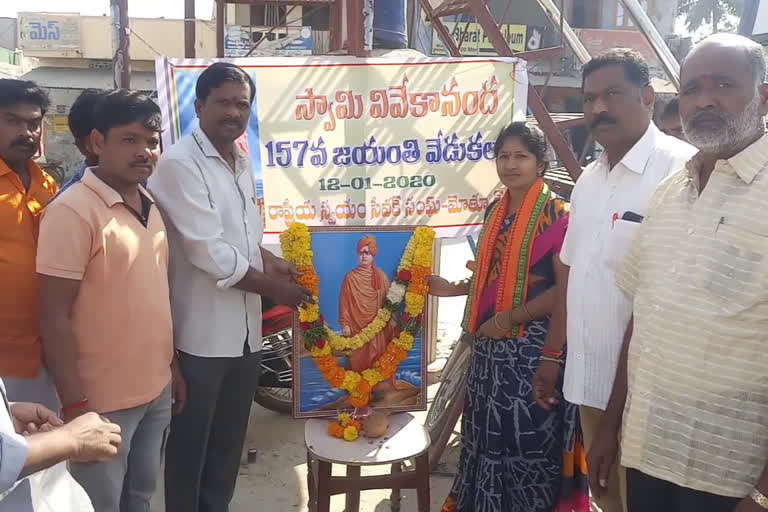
[
  {"x1": 390, "y1": 462, "x2": 403, "y2": 512},
  {"x1": 307, "y1": 451, "x2": 316, "y2": 511},
  {"x1": 317, "y1": 460, "x2": 332, "y2": 512},
  {"x1": 345, "y1": 465, "x2": 361, "y2": 512},
  {"x1": 415, "y1": 453, "x2": 431, "y2": 512}
]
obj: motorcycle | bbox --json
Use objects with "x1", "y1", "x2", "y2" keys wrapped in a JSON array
[{"x1": 254, "y1": 301, "x2": 295, "y2": 413}]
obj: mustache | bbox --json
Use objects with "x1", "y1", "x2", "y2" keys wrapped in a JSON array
[
  {"x1": 11, "y1": 138, "x2": 36, "y2": 148},
  {"x1": 591, "y1": 114, "x2": 618, "y2": 129},
  {"x1": 687, "y1": 109, "x2": 727, "y2": 127}
]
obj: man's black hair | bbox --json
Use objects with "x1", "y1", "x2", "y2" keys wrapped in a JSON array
[
  {"x1": 582, "y1": 48, "x2": 651, "y2": 89},
  {"x1": 661, "y1": 96, "x2": 680, "y2": 121},
  {"x1": 0, "y1": 79, "x2": 50, "y2": 114},
  {"x1": 196, "y1": 62, "x2": 256, "y2": 103},
  {"x1": 92, "y1": 89, "x2": 162, "y2": 136},
  {"x1": 68, "y1": 89, "x2": 106, "y2": 140}
]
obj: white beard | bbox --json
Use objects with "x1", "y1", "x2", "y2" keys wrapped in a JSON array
[{"x1": 684, "y1": 92, "x2": 764, "y2": 153}]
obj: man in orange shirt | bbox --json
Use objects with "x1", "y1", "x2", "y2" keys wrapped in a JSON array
[{"x1": 0, "y1": 79, "x2": 59, "y2": 411}]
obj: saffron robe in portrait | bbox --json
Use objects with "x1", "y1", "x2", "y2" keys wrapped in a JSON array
[{"x1": 338, "y1": 265, "x2": 394, "y2": 373}]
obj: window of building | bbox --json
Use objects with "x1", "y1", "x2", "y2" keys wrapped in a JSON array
[
  {"x1": 303, "y1": 6, "x2": 330, "y2": 31},
  {"x1": 616, "y1": 0, "x2": 650, "y2": 28},
  {"x1": 250, "y1": 4, "x2": 288, "y2": 26},
  {"x1": 570, "y1": 0, "x2": 602, "y2": 29}
]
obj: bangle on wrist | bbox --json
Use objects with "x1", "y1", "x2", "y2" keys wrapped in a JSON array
[
  {"x1": 752, "y1": 488, "x2": 768, "y2": 509},
  {"x1": 540, "y1": 355, "x2": 563, "y2": 365},
  {"x1": 62, "y1": 398, "x2": 89, "y2": 415},
  {"x1": 541, "y1": 348, "x2": 563, "y2": 359},
  {"x1": 493, "y1": 313, "x2": 508, "y2": 331}
]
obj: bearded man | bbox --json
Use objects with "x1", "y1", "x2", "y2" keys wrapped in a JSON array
[{"x1": 587, "y1": 33, "x2": 768, "y2": 512}]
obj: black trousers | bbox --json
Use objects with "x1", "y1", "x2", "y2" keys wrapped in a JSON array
[
  {"x1": 164, "y1": 349, "x2": 262, "y2": 512},
  {"x1": 626, "y1": 468, "x2": 741, "y2": 512}
]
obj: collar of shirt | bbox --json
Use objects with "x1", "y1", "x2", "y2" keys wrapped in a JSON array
[
  {"x1": 80, "y1": 167, "x2": 155, "y2": 208},
  {"x1": 0, "y1": 158, "x2": 55, "y2": 194},
  {"x1": 686, "y1": 133, "x2": 768, "y2": 186},
  {"x1": 595, "y1": 122, "x2": 659, "y2": 175},
  {"x1": 192, "y1": 127, "x2": 249, "y2": 172}
]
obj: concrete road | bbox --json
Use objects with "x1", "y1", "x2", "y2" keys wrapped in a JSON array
[{"x1": 151, "y1": 383, "x2": 461, "y2": 512}]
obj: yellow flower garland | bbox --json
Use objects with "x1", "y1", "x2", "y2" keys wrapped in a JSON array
[
  {"x1": 280, "y1": 223, "x2": 435, "y2": 413},
  {"x1": 285, "y1": 223, "x2": 420, "y2": 354}
]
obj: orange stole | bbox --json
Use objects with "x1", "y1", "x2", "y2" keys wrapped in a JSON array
[
  {"x1": 338, "y1": 266, "x2": 393, "y2": 372},
  {"x1": 466, "y1": 179, "x2": 547, "y2": 334}
]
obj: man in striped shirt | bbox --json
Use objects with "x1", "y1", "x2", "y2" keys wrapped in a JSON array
[{"x1": 588, "y1": 34, "x2": 768, "y2": 512}]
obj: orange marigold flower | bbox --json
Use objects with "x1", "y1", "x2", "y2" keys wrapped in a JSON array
[
  {"x1": 356, "y1": 380, "x2": 372, "y2": 395},
  {"x1": 328, "y1": 423, "x2": 345, "y2": 438},
  {"x1": 315, "y1": 356, "x2": 336, "y2": 372},
  {"x1": 349, "y1": 395, "x2": 369, "y2": 408},
  {"x1": 328, "y1": 367, "x2": 345, "y2": 387}
]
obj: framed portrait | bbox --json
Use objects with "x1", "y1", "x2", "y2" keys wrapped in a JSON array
[{"x1": 292, "y1": 226, "x2": 431, "y2": 418}]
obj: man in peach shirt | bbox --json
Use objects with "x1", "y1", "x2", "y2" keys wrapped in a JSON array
[
  {"x1": 36, "y1": 89, "x2": 181, "y2": 512},
  {"x1": 0, "y1": 79, "x2": 59, "y2": 411}
]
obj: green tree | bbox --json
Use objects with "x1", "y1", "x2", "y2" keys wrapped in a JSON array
[{"x1": 677, "y1": 0, "x2": 744, "y2": 33}]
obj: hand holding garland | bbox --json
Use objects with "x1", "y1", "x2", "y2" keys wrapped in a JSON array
[{"x1": 427, "y1": 275, "x2": 471, "y2": 297}]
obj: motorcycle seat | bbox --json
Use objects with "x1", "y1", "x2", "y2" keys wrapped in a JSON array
[{"x1": 263, "y1": 305, "x2": 293, "y2": 322}]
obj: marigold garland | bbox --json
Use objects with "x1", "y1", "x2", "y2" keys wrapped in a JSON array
[
  {"x1": 280, "y1": 223, "x2": 435, "y2": 415},
  {"x1": 283, "y1": 223, "x2": 423, "y2": 353}
]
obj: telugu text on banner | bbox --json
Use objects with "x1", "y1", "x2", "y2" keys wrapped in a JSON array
[{"x1": 155, "y1": 56, "x2": 528, "y2": 237}]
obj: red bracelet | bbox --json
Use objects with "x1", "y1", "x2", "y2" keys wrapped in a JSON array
[
  {"x1": 62, "y1": 398, "x2": 89, "y2": 414},
  {"x1": 540, "y1": 348, "x2": 563, "y2": 359}
]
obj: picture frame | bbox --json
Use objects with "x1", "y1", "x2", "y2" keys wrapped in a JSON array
[{"x1": 292, "y1": 225, "x2": 431, "y2": 418}]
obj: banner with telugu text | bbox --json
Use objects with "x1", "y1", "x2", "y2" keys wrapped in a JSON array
[{"x1": 155, "y1": 56, "x2": 528, "y2": 237}]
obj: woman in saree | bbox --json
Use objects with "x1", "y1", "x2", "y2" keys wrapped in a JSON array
[{"x1": 430, "y1": 122, "x2": 589, "y2": 512}]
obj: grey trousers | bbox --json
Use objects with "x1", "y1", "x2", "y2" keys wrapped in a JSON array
[
  {"x1": 3, "y1": 368, "x2": 60, "y2": 412},
  {"x1": 164, "y1": 350, "x2": 262, "y2": 512},
  {"x1": 70, "y1": 383, "x2": 172, "y2": 512}
]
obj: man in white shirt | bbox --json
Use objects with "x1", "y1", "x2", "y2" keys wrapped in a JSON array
[
  {"x1": 0, "y1": 379, "x2": 121, "y2": 511},
  {"x1": 149, "y1": 62, "x2": 312, "y2": 512},
  {"x1": 532, "y1": 48, "x2": 696, "y2": 512},
  {"x1": 590, "y1": 33, "x2": 768, "y2": 512}
]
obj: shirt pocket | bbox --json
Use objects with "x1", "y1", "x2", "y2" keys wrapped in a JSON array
[
  {"x1": 603, "y1": 219, "x2": 642, "y2": 271},
  {"x1": 698, "y1": 222, "x2": 768, "y2": 313}
]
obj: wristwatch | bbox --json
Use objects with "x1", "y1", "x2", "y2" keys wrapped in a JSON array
[{"x1": 751, "y1": 488, "x2": 768, "y2": 509}]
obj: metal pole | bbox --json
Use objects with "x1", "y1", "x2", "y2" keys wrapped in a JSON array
[
  {"x1": 216, "y1": 0, "x2": 225, "y2": 57},
  {"x1": 330, "y1": 0, "x2": 343, "y2": 51},
  {"x1": 534, "y1": 0, "x2": 591, "y2": 65},
  {"x1": 111, "y1": 0, "x2": 131, "y2": 88},
  {"x1": 618, "y1": 0, "x2": 680, "y2": 89},
  {"x1": 185, "y1": 0, "x2": 196, "y2": 58},
  {"x1": 467, "y1": 0, "x2": 583, "y2": 180}
]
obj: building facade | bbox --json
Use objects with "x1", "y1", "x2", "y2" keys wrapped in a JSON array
[{"x1": 7, "y1": 8, "x2": 333, "y2": 181}]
